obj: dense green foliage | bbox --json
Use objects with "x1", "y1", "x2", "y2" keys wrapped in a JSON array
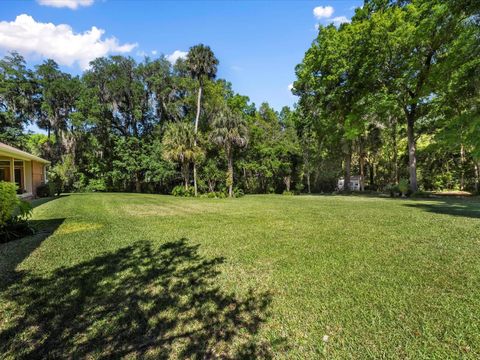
[
  {"x1": 0, "y1": 48, "x2": 307, "y2": 196},
  {"x1": 1, "y1": 193, "x2": 480, "y2": 358},
  {"x1": 0, "y1": 181, "x2": 33, "y2": 242},
  {"x1": 0, "y1": 181, "x2": 19, "y2": 227},
  {"x1": 0, "y1": 0, "x2": 478, "y2": 195},
  {"x1": 294, "y1": 0, "x2": 480, "y2": 193}
]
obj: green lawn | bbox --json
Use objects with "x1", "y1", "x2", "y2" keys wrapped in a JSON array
[{"x1": 1, "y1": 193, "x2": 480, "y2": 359}]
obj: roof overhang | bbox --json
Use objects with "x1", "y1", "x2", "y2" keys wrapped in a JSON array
[{"x1": 0, "y1": 142, "x2": 50, "y2": 164}]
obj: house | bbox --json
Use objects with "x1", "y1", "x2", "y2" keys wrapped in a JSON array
[
  {"x1": 337, "y1": 175, "x2": 362, "y2": 191},
  {"x1": 0, "y1": 142, "x2": 50, "y2": 198}
]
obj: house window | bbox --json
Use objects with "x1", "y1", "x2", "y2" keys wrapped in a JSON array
[
  {"x1": 0, "y1": 168, "x2": 5, "y2": 181},
  {"x1": 15, "y1": 168, "x2": 23, "y2": 191}
]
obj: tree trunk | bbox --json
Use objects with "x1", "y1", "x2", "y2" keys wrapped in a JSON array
[
  {"x1": 284, "y1": 175, "x2": 291, "y2": 192},
  {"x1": 227, "y1": 152, "x2": 234, "y2": 198},
  {"x1": 460, "y1": 143, "x2": 465, "y2": 191},
  {"x1": 194, "y1": 85, "x2": 202, "y2": 134},
  {"x1": 306, "y1": 172, "x2": 311, "y2": 193},
  {"x1": 475, "y1": 160, "x2": 480, "y2": 194},
  {"x1": 406, "y1": 109, "x2": 418, "y2": 192},
  {"x1": 391, "y1": 117, "x2": 399, "y2": 184},
  {"x1": 208, "y1": 180, "x2": 214, "y2": 193},
  {"x1": 182, "y1": 163, "x2": 189, "y2": 190},
  {"x1": 344, "y1": 148, "x2": 351, "y2": 191},
  {"x1": 193, "y1": 163, "x2": 198, "y2": 195},
  {"x1": 360, "y1": 157, "x2": 365, "y2": 191},
  {"x1": 359, "y1": 140, "x2": 365, "y2": 191},
  {"x1": 193, "y1": 84, "x2": 203, "y2": 197},
  {"x1": 135, "y1": 172, "x2": 141, "y2": 193},
  {"x1": 369, "y1": 163, "x2": 375, "y2": 189},
  {"x1": 53, "y1": 119, "x2": 62, "y2": 161}
]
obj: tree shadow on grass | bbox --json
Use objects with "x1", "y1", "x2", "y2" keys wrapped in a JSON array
[
  {"x1": 0, "y1": 239, "x2": 273, "y2": 359},
  {"x1": 0, "y1": 218, "x2": 65, "y2": 286},
  {"x1": 403, "y1": 198, "x2": 480, "y2": 219}
]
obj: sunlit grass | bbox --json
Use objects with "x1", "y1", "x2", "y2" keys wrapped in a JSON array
[{"x1": 1, "y1": 193, "x2": 479, "y2": 358}]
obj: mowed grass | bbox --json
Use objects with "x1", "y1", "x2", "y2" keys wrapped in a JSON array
[{"x1": 1, "y1": 193, "x2": 480, "y2": 359}]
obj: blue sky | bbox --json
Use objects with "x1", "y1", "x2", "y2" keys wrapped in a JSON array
[{"x1": 0, "y1": 0, "x2": 361, "y2": 112}]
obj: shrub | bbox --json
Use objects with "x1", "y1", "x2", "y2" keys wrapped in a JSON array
[
  {"x1": 295, "y1": 183, "x2": 305, "y2": 194},
  {"x1": 48, "y1": 154, "x2": 78, "y2": 194},
  {"x1": 13, "y1": 200, "x2": 33, "y2": 223},
  {"x1": 203, "y1": 191, "x2": 226, "y2": 199},
  {"x1": 206, "y1": 192, "x2": 217, "y2": 199},
  {"x1": 171, "y1": 185, "x2": 195, "y2": 197},
  {"x1": 233, "y1": 187, "x2": 244, "y2": 198},
  {"x1": 48, "y1": 171, "x2": 63, "y2": 196},
  {"x1": 49, "y1": 181, "x2": 61, "y2": 197},
  {"x1": 385, "y1": 183, "x2": 400, "y2": 198},
  {"x1": 85, "y1": 179, "x2": 107, "y2": 192},
  {"x1": 282, "y1": 190, "x2": 294, "y2": 196},
  {"x1": 0, "y1": 181, "x2": 34, "y2": 243},
  {"x1": 36, "y1": 183, "x2": 53, "y2": 198},
  {"x1": 0, "y1": 182, "x2": 19, "y2": 227},
  {"x1": 398, "y1": 178, "x2": 409, "y2": 197},
  {"x1": 73, "y1": 173, "x2": 87, "y2": 192}
]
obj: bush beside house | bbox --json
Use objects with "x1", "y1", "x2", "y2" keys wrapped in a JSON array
[{"x1": 0, "y1": 181, "x2": 34, "y2": 242}]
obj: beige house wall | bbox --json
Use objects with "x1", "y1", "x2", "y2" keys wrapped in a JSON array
[
  {"x1": 24, "y1": 160, "x2": 33, "y2": 194},
  {"x1": 32, "y1": 160, "x2": 46, "y2": 196},
  {"x1": 0, "y1": 143, "x2": 49, "y2": 197}
]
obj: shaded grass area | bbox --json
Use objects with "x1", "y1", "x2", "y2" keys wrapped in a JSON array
[
  {"x1": 1, "y1": 193, "x2": 480, "y2": 358},
  {"x1": 404, "y1": 197, "x2": 480, "y2": 219},
  {"x1": 1, "y1": 239, "x2": 271, "y2": 359}
]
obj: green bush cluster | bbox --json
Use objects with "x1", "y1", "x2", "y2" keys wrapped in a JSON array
[
  {"x1": 171, "y1": 186, "x2": 196, "y2": 197},
  {"x1": 200, "y1": 188, "x2": 244, "y2": 199},
  {"x1": 386, "y1": 179, "x2": 410, "y2": 198},
  {"x1": 398, "y1": 179, "x2": 409, "y2": 196},
  {"x1": 36, "y1": 182, "x2": 58, "y2": 198},
  {"x1": 85, "y1": 179, "x2": 107, "y2": 192},
  {"x1": 233, "y1": 187, "x2": 244, "y2": 198},
  {"x1": 200, "y1": 191, "x2": 226, "y2": 199},
  {"x1": 0, "y1": 181, "x2": 34, "y2": 243}
]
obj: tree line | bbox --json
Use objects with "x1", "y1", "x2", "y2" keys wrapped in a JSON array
[
  {"x1": 294, "y1": 0, "x2": 479, "y2": 193},
  {"x1": 0, "y1": 0, "x2": 479, "y2": 196},
  {"x1": 0, "y1": 46, "x2": 302, "y2": 196}
]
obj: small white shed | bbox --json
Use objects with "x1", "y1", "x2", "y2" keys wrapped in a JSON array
[{"x1": 337, "y1": 176, "x2": 361, "y2": 191}]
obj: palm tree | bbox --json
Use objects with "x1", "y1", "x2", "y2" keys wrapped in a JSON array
[
  {"x1": 211, "y1": 108, "x2": 248, "y2": 197},
  {"x1": 186, "y1": 44, "x2": 219, "y2": 196},
  {"x1": 163, "y1": 122, "x2": 202, "y2": 189}
]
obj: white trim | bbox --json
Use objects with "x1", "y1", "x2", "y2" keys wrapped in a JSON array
[
  {"x1": 9, "y1": 157, "x2": 14, "y2": 184},
  {"x1": 0, "y1": 142, "x2": 50, "y2": 164}
]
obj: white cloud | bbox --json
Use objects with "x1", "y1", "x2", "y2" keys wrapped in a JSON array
[
  {"x1": 165, "y1": 50, "x2": 187, "y2": 64},
  {"x1": 151, "y1": 50, "x2": 157, "y2": 55},
  {"x1": 37, "y1": 0, "x2": 94, "y2": 10},
  {"x1": 0, "y1": 14, "x2": 137, "y2": 69},
  {"x1": 313, "y1": 6, "x2": 334, "y2": 19},
  {"x1": 288, "y1": 83, "x2": 294, "y2": 91},
  {"x1": 331, "y1": 16, "x2": 350, "y2": 26}
]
